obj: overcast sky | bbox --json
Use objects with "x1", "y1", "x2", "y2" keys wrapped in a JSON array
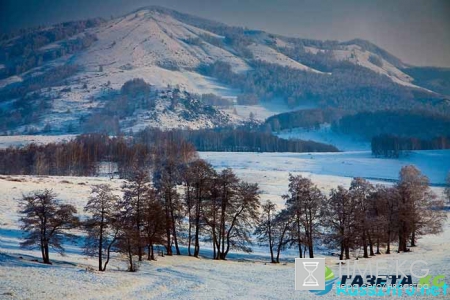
[{"x1": 1, "y1": 0, "x2": 449, "y2": 67}]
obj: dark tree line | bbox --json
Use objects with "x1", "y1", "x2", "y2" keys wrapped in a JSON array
[
  {"x1": 333, "y1": 109, "x2": 450, "y2": 140},
  {"x1": 0, "y1": 130, "x2": 337, "y2": 177},
  {"x1": 0, "y1": 134, "x2": 156, "y2": 177},
  {"x1": 372, "y1": 134, "x2": 450, "y2": 158},
  {"x1": 135, "y1": 127, "x2": 338, "y2": 153},
  {"x1": 264, "y1": 108, "x2": 346, "y2": 132},
  {"x1": 403, "y1": 66, "x2": 450, "y2": 97}
]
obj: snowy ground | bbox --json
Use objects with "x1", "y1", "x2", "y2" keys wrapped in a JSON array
[
  {"x1": 200, "y1": 150, "x2": 450, "y2": 189},
  {"x1": 0, "y1": 135, "x2": 76, "y2": 149},
  {"x1": 222, "y1": 101, "x2": 317, "y2": 122},
  {"x1": 1, "y1": 162, "x2": 449, "y2": 299},
  {"x1": 276, "y1": 124, "x2": 370, "y2": 151}
]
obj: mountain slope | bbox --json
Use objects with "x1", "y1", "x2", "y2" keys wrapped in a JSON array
[{"x1": 0, "y1": 6, "x2": 448, "y2": 134}]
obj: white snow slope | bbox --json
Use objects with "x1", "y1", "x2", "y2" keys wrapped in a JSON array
[
  {"x1": 1, "y1": 7, "x2": 438, "y2": 134},
  {"x1": 0, "y1": 169, "x2": 449, "y2": 299},
  {"x1": 200, "y1": 150, "x2": 450, "y2": 189},
  {"x1": 276, "y1": 124, "x2": 371, "y2": 151},
  {"x1": 1, "y1": 149, "x2": 449, "y2": 299}
]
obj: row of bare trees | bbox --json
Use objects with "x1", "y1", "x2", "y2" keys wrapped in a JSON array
[
  {"x1": 256, "y1": 165, "x2": 447, "y2": 263},
  {"x1": 18, "y1": 162, "x2": 446, "y2": 270},
  {"x1": 18, "y1": 160, "x2": 261, "y2": 271}
]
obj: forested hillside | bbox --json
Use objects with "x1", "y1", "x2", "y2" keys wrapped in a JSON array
[
  {"x1": 1, "y1": 6, "x2": 449, "y2": 135},
  {"x1": 332, "y1": 110, "x2": 450, "y2": 139}
]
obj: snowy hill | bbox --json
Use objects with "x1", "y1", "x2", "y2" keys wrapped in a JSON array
[{"x1": 0, "y1": 6, "x2": 448, "y2": 134}]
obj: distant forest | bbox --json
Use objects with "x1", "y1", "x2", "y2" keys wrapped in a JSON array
[
  {"x1": 403, "y1": 67, "x2": 450, "y2": 97},
  {"x1": 261, "y1": 108, "x2": 450, "y2": 156},
  {"x1": 264, "y1": 108, "x2": 346, "y2": 132},
  {"x1": 0, "y1": 131, "x2": 337, "y2": 176},
  {"x1": 332, "y1": 110, "x2": 450, "y2": 139},
  {"x1": 135, "y1": 128, "x2": 338, "y2": 153},
  {"x1": 0, "y1": 19, "x2": 102, "y2": 79},
  {"x1": 371, "y1": 134, "x2": 450, "y2": 158},
  {"x1": 200, "y1": 61, "x2": 447, "y2": 114},
  {"x1": 329, "y1": 110, "x2": 450, "y2": 156}
]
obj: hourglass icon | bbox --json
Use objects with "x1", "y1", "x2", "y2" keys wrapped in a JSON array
[{"x1": 302, "y1": 261, "x2": 319, "y2": 287}]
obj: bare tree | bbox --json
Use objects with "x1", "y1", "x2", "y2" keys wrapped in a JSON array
[
  {"x1": 84, "y1": 184, "x2": 120, "y2": 271},
  {"x1": 368, "y1": 185, "x2": 398, "y2": 255},
  {"x1": 255, "y1": 200, "x2": 277, "y2": 263},
  {"x1": 121, "y1": 169, "x2": 152, "y2": 261},
  {"x1": 325, "y1": 186, "x2": 356, "y2": 260},
  {"x1": 19, "y1": 189, "x2": 79, "y2": 264},
  {"x1": 272, "y1": 209, "x2": 292, "y2": 263},
  {"x1": 153, "y1": 140, "x2": 196, "y2": 255},
  {"x1": 142, "y1": 188, "x2": 165, "y2": 261},
  {"x1": 396, "y1": 165, "x2": 446, "y2": 252},
  {"x1": 205, "y1": 169, "x2": 260, "y2": 260},
  {"x1": 284, "y1": 174, "x2": 325, "y2": 258},
  {"x1": 349, "y1": 178, "x2": 374, "y2": 258},
  {"x1": 183, "y1": 159, "x2": 215, "y2": 257},
  {"x1": 116, "y1": 210, "x2": 140, "y2": 272},
  {"x1": 255, "y1": 201, "x2": 294, "y2": 263}
]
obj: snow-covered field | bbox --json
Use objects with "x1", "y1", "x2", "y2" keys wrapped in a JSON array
[
  {"x1": 0, "y1": 135, "x2": 76, "y2": 149},
  {"x1": 276, "y1": 124, "x2": 370, "y2": 151},
  {"x1": 200, "y1": 150, "x2": 450, "y2": 188},
  {"x1": 1, "y1": 148, "x2": 449, "y2": 299}
]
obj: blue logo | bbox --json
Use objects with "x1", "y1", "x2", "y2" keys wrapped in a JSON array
[{"x1": 310, "y1": 266, "x2": 337, "y2": 295}]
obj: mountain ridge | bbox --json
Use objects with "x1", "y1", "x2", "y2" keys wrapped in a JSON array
[{"x1": 0, "y1": 6, "x2": 449, "y2": 134}]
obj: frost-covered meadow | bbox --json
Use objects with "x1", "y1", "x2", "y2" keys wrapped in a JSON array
[{"x1": 0, "y1": 145, "x2": 449, "y2": 299}]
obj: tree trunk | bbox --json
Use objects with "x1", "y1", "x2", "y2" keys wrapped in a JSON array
[
  {"x1": 187, "y1": 218, "x2": 192, "y2": 256},
  {"x1": 386, "y1": 229, "x2": 391, "y2": 254},
  {"x1": 40, "y1": 239, "x2": 46, "y2": 263},
  {"x1": 165, "y1": 195, "x2": 172, "y2": 256},
  {"x1": 127, "y1": 242, "x2": 134, "y2": 272},
  {"x1": 43, "y1": 243, "x2": 50, "y2": 264},
  {"x1": 99, "y1": 217, "x2": 104, "y2": 271},
  {"x1": 268, "y1": 211, "x2": 274, "y2": 263},
  {"x1": 194, "y1": 194, "x2": 201, "y2": 257},
  {"x1": 171, "y1": 211, "x2": 180, "y2": 255},
  {"x1": 368, "y1": 232, "x2": 375, "y2": 256},
  {"x1": 103, "y1": 234, "x2": 117, "y2": 271},
  {"x1": 297, "y1": 216, "x2": 302, "y2": 258},
  {"x1": 194, "y1": 218, "x2": 200, "y2": 257},
  {"x1": 137, "y1": 193, "x2": 142, "y2": 262},
  {"x1": 308, "y1": 231, "x2": 314, "y2": 259},
  {"x1": 147, "y1": 244, "x2": 152, "y2": 260},
  {"x1": 362, "y1": 230, "x2": 369, "y2": 258},
  {"x1": 410, "y1": 231, "x2": 416, "y2": 247}
]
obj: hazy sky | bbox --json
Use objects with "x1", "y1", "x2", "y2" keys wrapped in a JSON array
[{"x1": 1, "y1": 0, "x2": 449, "y2": 67}]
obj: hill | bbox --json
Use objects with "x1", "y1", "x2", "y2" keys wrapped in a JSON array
[{"x1": 0, "y1": 6, "x2": 449, "y2": 134}]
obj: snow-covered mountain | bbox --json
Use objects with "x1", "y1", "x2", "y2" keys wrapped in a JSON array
[{"x1": 0, "y1": 6, "x2": 448, "y2": 134}]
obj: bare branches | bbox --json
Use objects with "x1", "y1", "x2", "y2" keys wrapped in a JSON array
[{"x1": 19, "y1": 189, "x2": 79, "y2": 264}]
